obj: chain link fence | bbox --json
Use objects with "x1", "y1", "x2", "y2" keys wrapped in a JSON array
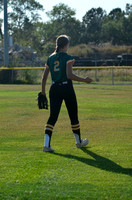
[
  {"x1": 74, "y1": 67, "x2": 132, "y2": 85},
  {"x1": 0, "y1": 46, "x2": 132, "y2": 84},
  {"x1": 0, "y1": 67, "x2": 132, "y2": 85}
]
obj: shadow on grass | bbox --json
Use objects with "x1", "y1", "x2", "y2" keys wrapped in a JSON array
[{"x1": 53, "y1": 148, "x2": 132, "y2": 176}]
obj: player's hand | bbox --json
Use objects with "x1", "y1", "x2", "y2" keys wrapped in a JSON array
[
  {"x1": 85, "y1": 77, "x2": 93, "y2": 84},
  {"x1": 38, "y1": 92, "x2": 48, "y2": 109}
]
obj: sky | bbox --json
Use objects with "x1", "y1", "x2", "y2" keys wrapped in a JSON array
[
  {"x1": 38, "y1": 0, "x2": 131, "y2": 21},
  {"x1": 0, "y1": 0, "x2": 131, "y2": 23}
]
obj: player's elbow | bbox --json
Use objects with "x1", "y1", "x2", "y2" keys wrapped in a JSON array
[
  {"x1": 66, "y1": 63, "x2": 73, "y2": 80},
  {"x1": 42, "y1": 76, "x2": 45, "y2": 81}
]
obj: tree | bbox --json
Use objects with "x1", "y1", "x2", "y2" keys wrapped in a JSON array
[
  {"x1": 8, "y1": 0, "x2": 43, "y2": 49},
  {"x1": 0, "y1": 0, "x2": 43, "y2": 28},
  {"x1": 125, "y1": 3, "x2": 132, "y2": 16},
  {"x1": 0, "y1": 0, "x2": 3, "y2": 38},
  {"x1": 46, "y1": 3, "x2": 76, "y2": 22},
  {"x1": 1, "y1": 1, "x2": 132, "y2": 53},
  {"x1": 0, "y1": 26, "x2": 2, "y2": 39},
  {"x1": 8, "y1": 0, "x2": 43, "y2": 31},
  {"x1": 82, "y1": 7, "x2": 106, "y2": 44},
  {"x1": 11, "y1": 17, "x2": 35, "y2": 46},
  {"x1": 102, "y1": 20, "x2": 124, "y2": 45},
  {"x1": 37, "y1": 4, "x2": 82, "y2": 46},
  {"x1": 123, "y1": 5, "x2": 132, "y2": 44},
  {"x1": 0, "y1": 0, "x2": 3, "y2": 12},
  {"x1": 108, "y1": 8, "x2": 125, "y2": 20},
  {"x1": 101, "y1": 8, "x2": 131, "y2": 45},
  {"x1": 0, "y1": 0, "x2": 44, "y2": 56},
  {"x1": 0, "y1": 0, "x2": 43, "y2": 42}
]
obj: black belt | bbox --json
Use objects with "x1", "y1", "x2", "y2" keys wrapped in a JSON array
[{"x1": 52, "y1": 81, "x2": 68, "y2": 85}]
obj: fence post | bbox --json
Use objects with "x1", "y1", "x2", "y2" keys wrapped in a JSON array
[
  {"x1": 95, "y1": 69, "x2": 98, "y2": 82},
  {"x1": 78, "y1": 68, "x2": 80, "y2": 84},
  {"x1": 112, "y1": 68, "x2": 114, "y2": 85},
  {"x1": 95, "y1": 54, "x2": 98, "y2": 82},
  {"x1": 125, "y1": 68, "x2": 127, "y2": 82}
]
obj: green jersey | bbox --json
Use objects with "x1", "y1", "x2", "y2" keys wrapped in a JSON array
[{"x1": 45, "y1": 52, "x2": 75, "y2": 83}]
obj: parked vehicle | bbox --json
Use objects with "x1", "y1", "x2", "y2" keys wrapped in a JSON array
[{"x1": 117, "y1": 54, "x2": 132, "y2": 66}]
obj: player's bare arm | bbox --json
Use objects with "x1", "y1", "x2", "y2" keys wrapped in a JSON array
[
  {"x1": 37, "y1": 67, "x2": 49, "y2": 110},
  {"x1": 41, "y1": 67, "x2": 50, "y2": 95},
  {"x1": 66, "y1": 62, "x2": 93, "y2": 84}
]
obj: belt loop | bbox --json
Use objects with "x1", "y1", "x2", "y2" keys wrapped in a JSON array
[
  {"x1": 62, "y1": 81, "x2": 68, "y2": 84},
  {"x1": 52, "y1": 81, "x2": 68, "y2": 85}
]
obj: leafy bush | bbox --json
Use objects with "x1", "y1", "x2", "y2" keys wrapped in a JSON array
[{"x1": 16, "y1": 70, "x2": 40, "y2": 84}]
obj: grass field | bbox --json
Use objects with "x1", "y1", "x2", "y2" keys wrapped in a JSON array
[{"x1": 0, "y1": 84, "x2": 132, "y2": 200}]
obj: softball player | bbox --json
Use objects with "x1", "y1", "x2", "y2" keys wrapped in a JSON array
[{"x1": 38, "y1": 35, "x2": 93, "y2": 152}]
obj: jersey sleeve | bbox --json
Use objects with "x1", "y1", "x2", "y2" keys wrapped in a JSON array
[
  {"x1": 45, "y1": 57, "x2": 50, "y2": 69},
  {"x1": 66, "y1": 55, "x2": 75, "y2": 65}
]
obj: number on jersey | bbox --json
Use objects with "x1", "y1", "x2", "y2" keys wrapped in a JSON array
[{"x1": 54, "y1": 61, "x2": 60, "y2": 71}]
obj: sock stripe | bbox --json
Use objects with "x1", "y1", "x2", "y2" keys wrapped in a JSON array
[
  {"x1": 72, "y1": 124, "x2": 80, "y2": 130},
  {"x1": 72, "y1": 126, "x2": 80, "y2": 129},
  {"x1": 45, "y1": 127, "x2": 53, "y2": 132},
  {"x1": 72, "y1": 127, "x2": 80, "y2": 131},
  {"x1": 46, "y1": 124, "x2": 54, "y2": 129},
  {"x1": 71, "y1": 124, "x2": 80, "y2": 128}
]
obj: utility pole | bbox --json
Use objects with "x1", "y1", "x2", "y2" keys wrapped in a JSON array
[{"x1": 4, "y1": 0, "x2": 9, "y2": 66}]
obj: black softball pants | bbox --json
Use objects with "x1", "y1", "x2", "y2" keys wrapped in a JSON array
[{"x1": 47, "y1": 80, "x2": 79, "y2": 127}]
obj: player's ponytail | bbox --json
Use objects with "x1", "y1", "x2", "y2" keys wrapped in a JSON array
[{"x1": 55, "y1": 35, "x2": 69, "y2": 53}]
